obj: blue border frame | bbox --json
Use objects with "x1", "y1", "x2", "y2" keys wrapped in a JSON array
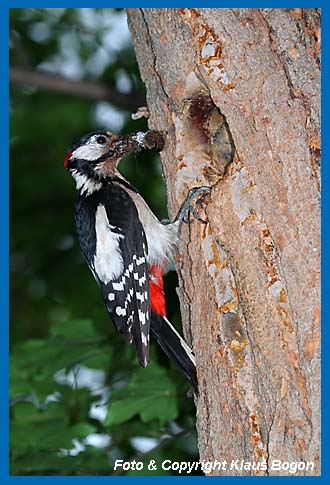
[
  {"x1": 4, "y1": 2, "x2": 324, "y2": 482},
  {"x1": 2, "y1": 3, "x2": 9, "y2": 482},
  {"x1": 3, "y1": 2, "x2": 325, "y2": 7}
]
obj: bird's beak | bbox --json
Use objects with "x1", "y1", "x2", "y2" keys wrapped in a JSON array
[
  {"x1": 96, "y1": 131, "x2": 165, "y2": 174},
  {"x1": 94, "y1": 132, "x2": 138, "y2": 175},
  {"x1": 106, "y1": 130, "x2": 119, "y2": 142}
]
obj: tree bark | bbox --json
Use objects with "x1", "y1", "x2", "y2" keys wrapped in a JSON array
[{"x1": 127, "y1": 8, "x2": 320, "y2": 476}]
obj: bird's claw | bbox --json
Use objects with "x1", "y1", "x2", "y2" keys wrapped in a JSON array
[{"x1": 176, "y1": 186, "x2": 211, "y2": 224}]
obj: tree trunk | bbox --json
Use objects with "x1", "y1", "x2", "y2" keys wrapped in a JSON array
[{"x1": 127, "y1": 8, "x2": 320, "y2": 476}]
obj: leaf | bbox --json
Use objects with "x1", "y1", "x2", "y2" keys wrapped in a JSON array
[
  {"x1": 10, "y1": 319, "x2": 112, "y2": 401},
  {"x1": 50, "y1": 318, "x2": 97, "y2": 340},
  {"x1": 11, "y1": 445, "x2": 112, "y2": 476},
  {"x1": 10, "y1": 401, "x2": 96, "y2": 453},
  {"x1": 104, "y1": 365, "x2": 178, "y2": 426}
]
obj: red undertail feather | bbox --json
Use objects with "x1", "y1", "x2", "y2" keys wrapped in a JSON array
[{"x1": 149, "y1": 265, "x2": 166, "y2": 316}]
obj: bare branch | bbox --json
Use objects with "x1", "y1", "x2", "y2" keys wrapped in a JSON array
[{"x1": 10, "y1": 66, "x2": 146, "y2": 111}]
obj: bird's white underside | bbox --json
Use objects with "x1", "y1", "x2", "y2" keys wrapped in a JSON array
[{"x1": 128, "y1": 189, "x2": 179, "y2": 265}]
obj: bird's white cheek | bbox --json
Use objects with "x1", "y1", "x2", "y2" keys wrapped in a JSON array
[{"x1": 72, "y1": 144, "x2": 104, "y2": 161}]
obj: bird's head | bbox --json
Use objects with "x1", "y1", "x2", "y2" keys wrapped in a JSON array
[
  {"x1": 64, "y1": 129, "x2": 164, "y2": 195},
  {"x1": 63, "y1": 130, "x2": 124, "y2": 178}
]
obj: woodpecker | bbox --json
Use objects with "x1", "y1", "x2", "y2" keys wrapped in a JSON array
[{"x1": 64, "y1": 129, "x2": 210, "y2": 392}]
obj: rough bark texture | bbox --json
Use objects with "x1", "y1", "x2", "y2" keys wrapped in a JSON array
[{"x1": 127, "y1": 8, "x2": 320, "y2": 476}]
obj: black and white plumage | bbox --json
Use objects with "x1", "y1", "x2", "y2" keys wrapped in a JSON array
[
  {"x1": 65, "y1": 129, "x2": 209, "y2": 391},
  {"x1": 75, "y1": 182, "x2": 150, "y2": 367}
]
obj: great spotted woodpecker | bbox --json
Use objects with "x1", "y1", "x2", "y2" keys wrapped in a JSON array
[{"x1": 64, "y1": 129, "x2": 210, "y2": 391}]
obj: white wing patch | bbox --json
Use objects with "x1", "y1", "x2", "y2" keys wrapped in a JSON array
[{"x1": 94, "y1": 204, "x2": 124, "y2": 284}]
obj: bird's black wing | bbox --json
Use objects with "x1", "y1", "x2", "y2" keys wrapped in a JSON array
[{"x1": 75, "y1": 182, "x2": 150, "y2": 367}]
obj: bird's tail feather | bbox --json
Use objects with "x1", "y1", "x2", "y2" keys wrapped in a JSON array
[{"x1": 150, "y1": 311, "x2": 197, "y2": 392}]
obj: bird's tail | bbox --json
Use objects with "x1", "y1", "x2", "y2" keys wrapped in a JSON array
[{"x1": 150, "y1": 311, "x2": 197, "y2": 392}]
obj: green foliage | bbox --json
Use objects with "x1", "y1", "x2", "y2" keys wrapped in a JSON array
[
  {"x1": 10, "y1": 315, "x2": 196, "y2": 475},
  {"x1": 10, "y1": 7, "x2": 199, "y2": 476},
  {"x1": 10, "y1": 319, "x2": 107, "y2": 400},
  {"x1": 105, "y1": 366, "x2": 178, "y2": 426}
]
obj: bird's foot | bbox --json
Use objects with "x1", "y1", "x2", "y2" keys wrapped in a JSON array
[{"x1": 175, "y1": 186, "x2": 211, "y2": 224}]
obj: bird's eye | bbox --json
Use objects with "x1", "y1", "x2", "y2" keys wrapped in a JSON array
[{"x1": 96, "y1": 135, "x2": 107, "y2": 145}]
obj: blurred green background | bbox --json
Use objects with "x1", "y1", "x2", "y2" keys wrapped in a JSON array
[{"x1": 10, "y1": 8, "x2": 199, "y2": 476}]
